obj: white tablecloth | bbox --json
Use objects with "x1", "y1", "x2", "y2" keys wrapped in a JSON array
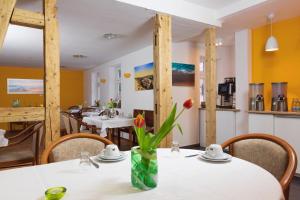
[
  {"x1": 0, "y1": 149, "x2": 284, "y2": 200},
  {"x1": 82, "y1": 116, "x2": 134, "y2": 137}
]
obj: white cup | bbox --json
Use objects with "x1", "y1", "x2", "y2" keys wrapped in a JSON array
[
  {"x1": 205, "y1": 144, "x2": 224, "y2": 158},
  {"x1": 102, "y1": 144, "x2": 120, "y2": 158}
]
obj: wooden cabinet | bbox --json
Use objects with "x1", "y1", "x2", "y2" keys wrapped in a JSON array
[
  {"x1": 199, "y1": 109, "x2": 237, "y2": 147},
  {"x1": 248, "y1": 113, "x2": 274, "y2": 134},
  {"x1": 274, "y1": 116, "x2": 300, "y2": 174}
]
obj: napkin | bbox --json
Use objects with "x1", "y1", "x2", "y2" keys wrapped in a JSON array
[{"x1": 0, "y1": 129, "x2": 8, "y2": 147}]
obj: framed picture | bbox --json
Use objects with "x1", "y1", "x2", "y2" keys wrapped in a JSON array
[
  {"x1": 7, "y1": 78, "x2": 44, "y2": 94},
  {"x1": 172, "y1": 62, "x2": 195, "y2": 86},
  {"x1": 134, "y1": 62, "x2": 154, "y2": 91}
]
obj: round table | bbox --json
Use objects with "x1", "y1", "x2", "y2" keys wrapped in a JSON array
[{"x1": 0, "y1": 149, "x2": 284, "y2": 200}]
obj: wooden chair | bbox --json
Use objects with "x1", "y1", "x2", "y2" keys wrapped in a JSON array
[
  {"x1": 61, "y1": 112, "x2": 71, "y2": 134},
  {"x1": 69, "y1": 115, "x2": 97, "y2": 134},
  {"x1": 0, "y1": 122, "x2": 44, "y2": 169},
  {"x1": 118, "y1": 109, "x2": 154, "y2": 146},
  {"x1": 41, "y1": 133, "x2": 113, "y2": 164},
  {"x1": 221, "y1": 133, "x2": 297, "y2": 200}
]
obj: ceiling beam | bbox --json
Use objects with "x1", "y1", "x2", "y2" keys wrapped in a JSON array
[
  {"x1": 11, "y1": 8, "x2": 45, "y2": 29},
  {"x1": 205, "y1": 28, "x2": 217, "y2": 146},
  {"x1": 0, "y1": 0, "x2": 16, "y2": 48},
  {"x1": 153, "y1": 14, "x2": 173, "y2": 148},
  {"x1": 115, "y1": 0, "x2": 221, "y2": 27},
  {"x1": 44, "y1": 0, "x2": 61, "y2": 147}
]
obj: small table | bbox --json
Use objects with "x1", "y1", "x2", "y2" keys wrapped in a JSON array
[
  {"x1": 0, "y1": 149, "x2": 284, "y2": 200},
  {"x1": 82, "y1": 116, "x2": 134, "y2": 145}
]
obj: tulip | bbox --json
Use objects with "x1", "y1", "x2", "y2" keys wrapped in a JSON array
[
  {"x1": 183, "y1": 99, "x2": 193, "y2": 109},
  {"x1": 134, "y1": 114, "x2": 145, "y2": 128}
]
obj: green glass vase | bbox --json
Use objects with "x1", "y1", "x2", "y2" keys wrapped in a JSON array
[{"x1": 131, "y1": 146, "x2": 158, "y2": 190}]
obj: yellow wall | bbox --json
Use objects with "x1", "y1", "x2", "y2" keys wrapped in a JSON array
[
  {"x1": 252, "y1": 16, "x2": 300, "y2": 110},
  {"x1": 0, "y1": 66, "x2": 84, "y2": 129}
]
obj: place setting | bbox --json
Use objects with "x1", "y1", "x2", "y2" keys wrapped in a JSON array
[
  {"x1": 197, "y1": 144, "x2": 232, "y2": 163},
  {"x1": 94, "y1": 144, "x2": 127, "y2": 162}
]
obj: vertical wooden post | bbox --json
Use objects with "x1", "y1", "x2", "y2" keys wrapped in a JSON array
[
  {"x1": 205, "y1": 28, "x2": 216, "y2": 146},
  {"x1": 0, "y1": 0, "x2": 16, "y2": 48},
  {"x1": 153, "y1": 13, "x2": 172, "y2": 148},
  {"x1": 44, "y1": 0, "x2": 60, "y2": 147}
]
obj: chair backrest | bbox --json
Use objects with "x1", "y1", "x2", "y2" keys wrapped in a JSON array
[
  {"x1": 69, "y1": 116, "x2": 80, "y2": 133},
  {"x1": 41, "y1": 133, "x2": 113, "y2": 164},
  {"x1": 62, "y1": 113, "x2": 71, "y2": 134},
  {"x1": 31, "y1": 122, "x2": 44, "y2": 163},
  {"x1": 221, "y1": 133, "x2": 297, "y2": 194}
]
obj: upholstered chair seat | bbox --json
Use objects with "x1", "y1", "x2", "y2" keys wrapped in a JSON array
[
  {"x1": 41, "y1": 133, "x2": 113, "y2": 164},
  {"x1": 50, "y1": 138, "x2": 105, "y2": 162},
  {"x1": 222, "y1": 134, "x2": 297, "y2": 200},
  {"x1": 233, "y1": 139, "x2": 288, "y2": 180}
]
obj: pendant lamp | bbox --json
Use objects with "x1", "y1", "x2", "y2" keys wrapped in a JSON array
[{"x1": 265, "y1": 13, "x2": 279, "y2": 52}]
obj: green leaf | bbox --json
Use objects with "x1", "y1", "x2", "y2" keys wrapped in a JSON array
[{"x1": 176, "y1": 123, "x2": 183, "y2": 135}]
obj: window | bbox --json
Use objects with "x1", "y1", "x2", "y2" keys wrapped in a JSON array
[
  {"x1": 114, "y1": 66, "x2": 121, "y2": 108},
  {"x1": 199, "y1": 56, "x2": 205, "y2": 103}
]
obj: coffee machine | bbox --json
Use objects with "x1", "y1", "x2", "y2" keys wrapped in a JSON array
[
  {"x1": 271, "y1": 82, "x2": 288, "y2": 112},
  {"x1": 218, "y1": 77, "x2": 235, "y2": 108},
  {"x1": 249, "y1": 83, "x2": 265, "y2": 111}
]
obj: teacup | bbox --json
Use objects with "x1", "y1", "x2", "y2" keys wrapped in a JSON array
[
  {"x1": 205, "y1": 144, "x2": 224, "y2": 158},
  {"x1": 102, "y1": 144, "x2": 120, "y2": 158}
]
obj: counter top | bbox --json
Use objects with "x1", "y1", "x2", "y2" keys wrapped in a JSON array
[
  {"x1": 248, "y1": 110, "x2": 300, "y2": 117},
  {"x1": 199, "y1": 108, "x2": 240, "y2": 112}
]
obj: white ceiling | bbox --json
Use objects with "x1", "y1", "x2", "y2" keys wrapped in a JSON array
[
  {"x1": 185, "y1": 0, "x2": 241, "y2": 9},
  {"x1": 0, "y1": 0, "x2": 209, "y2": 69},
  {"x1": 0, "y1": 0, "x2": 299, "y2": 69}
]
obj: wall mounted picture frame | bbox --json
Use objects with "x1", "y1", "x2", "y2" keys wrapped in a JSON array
[{"x1": 7, "y1": 78, "x2": 44, "y2": 94}]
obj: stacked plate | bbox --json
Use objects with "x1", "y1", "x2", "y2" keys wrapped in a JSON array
[
  {"x1": 95, "y1": 152, "x2": 126, "y2": 162},
  {"x1": 199, "y1": 152, "x2": 232, "y2": 162}
]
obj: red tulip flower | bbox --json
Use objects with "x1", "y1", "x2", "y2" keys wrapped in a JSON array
[
  {"x1": 183, "y1": 99, "x2": 193, "y2": 109},
  {"x1": 134, "y1": 114, "x2": 145, "y2": 128}
]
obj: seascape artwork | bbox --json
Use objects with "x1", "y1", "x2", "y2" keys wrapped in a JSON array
[
  {"x1": 134, "y1": 62, "x2": 154, "y2": 91},
  {"x1": 7, "y1": 78, "x2": 44, "y2": 94},
  {"x1": 134, "y1": 62, "x2": 195, "y2": 90},
  {"x1": 172, "y1": 62, "x2": 195, "y2": 86}
]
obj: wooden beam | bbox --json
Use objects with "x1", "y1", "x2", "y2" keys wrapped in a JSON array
[
  {"x1": 205, "y1": 28, "x2": 217, "y2": 146},
  {"x1": 44, "y1": 0, "x2": 60, "y2": 147},
  {"x1": 0, "y1": 107, "x2": 45, "y2": 123},
  {"x1": 0, "y1": 0, "x2": 16, "y2": 48},
  {"x1": 153, "y1": 14, "x2": 172, "y2": 148},
  {"x1": 11, "y1": 8, "x2": 45, "y2": 29}
]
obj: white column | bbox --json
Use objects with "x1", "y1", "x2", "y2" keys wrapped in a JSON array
[{"x1": 235, "y1": 29, "x2": 252, "y2": 135}]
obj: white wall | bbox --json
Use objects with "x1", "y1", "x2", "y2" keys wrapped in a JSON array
[
  {"x1": 216, "y1": 45, "x2": 235, "y2": 84},
  {"x1": 84, "y1": 42, "x2": 200, "y2": 146},
  {"x1": 235, "y1": 29, "x2": 252, "y2": 135}
]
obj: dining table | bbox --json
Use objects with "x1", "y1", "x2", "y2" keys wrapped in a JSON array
[{"x1": 0, "y1": 149, "x2": 284, "y2": 200}]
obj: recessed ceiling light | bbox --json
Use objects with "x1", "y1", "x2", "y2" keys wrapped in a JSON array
[
  {"x1": 72, "y1": 54, "x2": 88, "y2": 58},
  {"x1": 103, "y1": 33, "x2": 122, "y2": 40},
  {"x1": 215, "y1": 38, "x2": 223, "y2": 46}
]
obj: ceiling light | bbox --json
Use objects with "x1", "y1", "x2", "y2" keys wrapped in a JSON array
[
  {"x1": 72, "y1": 54, "x2": 88, "y2": 58},
  {"x1": 215, "y1": 38, "x2": 223, "y2": 46},
  {"x1": 103, "y1": 33, "x2": 122, "y2": 40},
  {"x1": 265, "y1": 13, "x2": 279, "y2": 52}
]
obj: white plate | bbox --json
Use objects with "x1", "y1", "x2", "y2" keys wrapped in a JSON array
[
  {"x1": 199, "y1": 153, "x2": 232, "y2": 162},
  {"x1": 95, "y1": 155, "x2": 126, "y2": 162},
  {"x1": 202, "y1": 152, "x2": 231, "y2": 160},
  {"x1": 98, "y1": 152, "x2": 126, "y2": 160}
]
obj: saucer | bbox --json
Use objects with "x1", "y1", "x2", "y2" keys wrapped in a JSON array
[
  {"x1": 202, "y1": 152, "x2": 231, "y2": 160},
  {"x1": 199, "y1": 153, "x2": 232, "y2": 162},
  {"x1": 98, "y1": 152, "x2": 125, "y2": 160},
  {"x1": 96, "y1": 153, "x2": 126, "y2": 162}
]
